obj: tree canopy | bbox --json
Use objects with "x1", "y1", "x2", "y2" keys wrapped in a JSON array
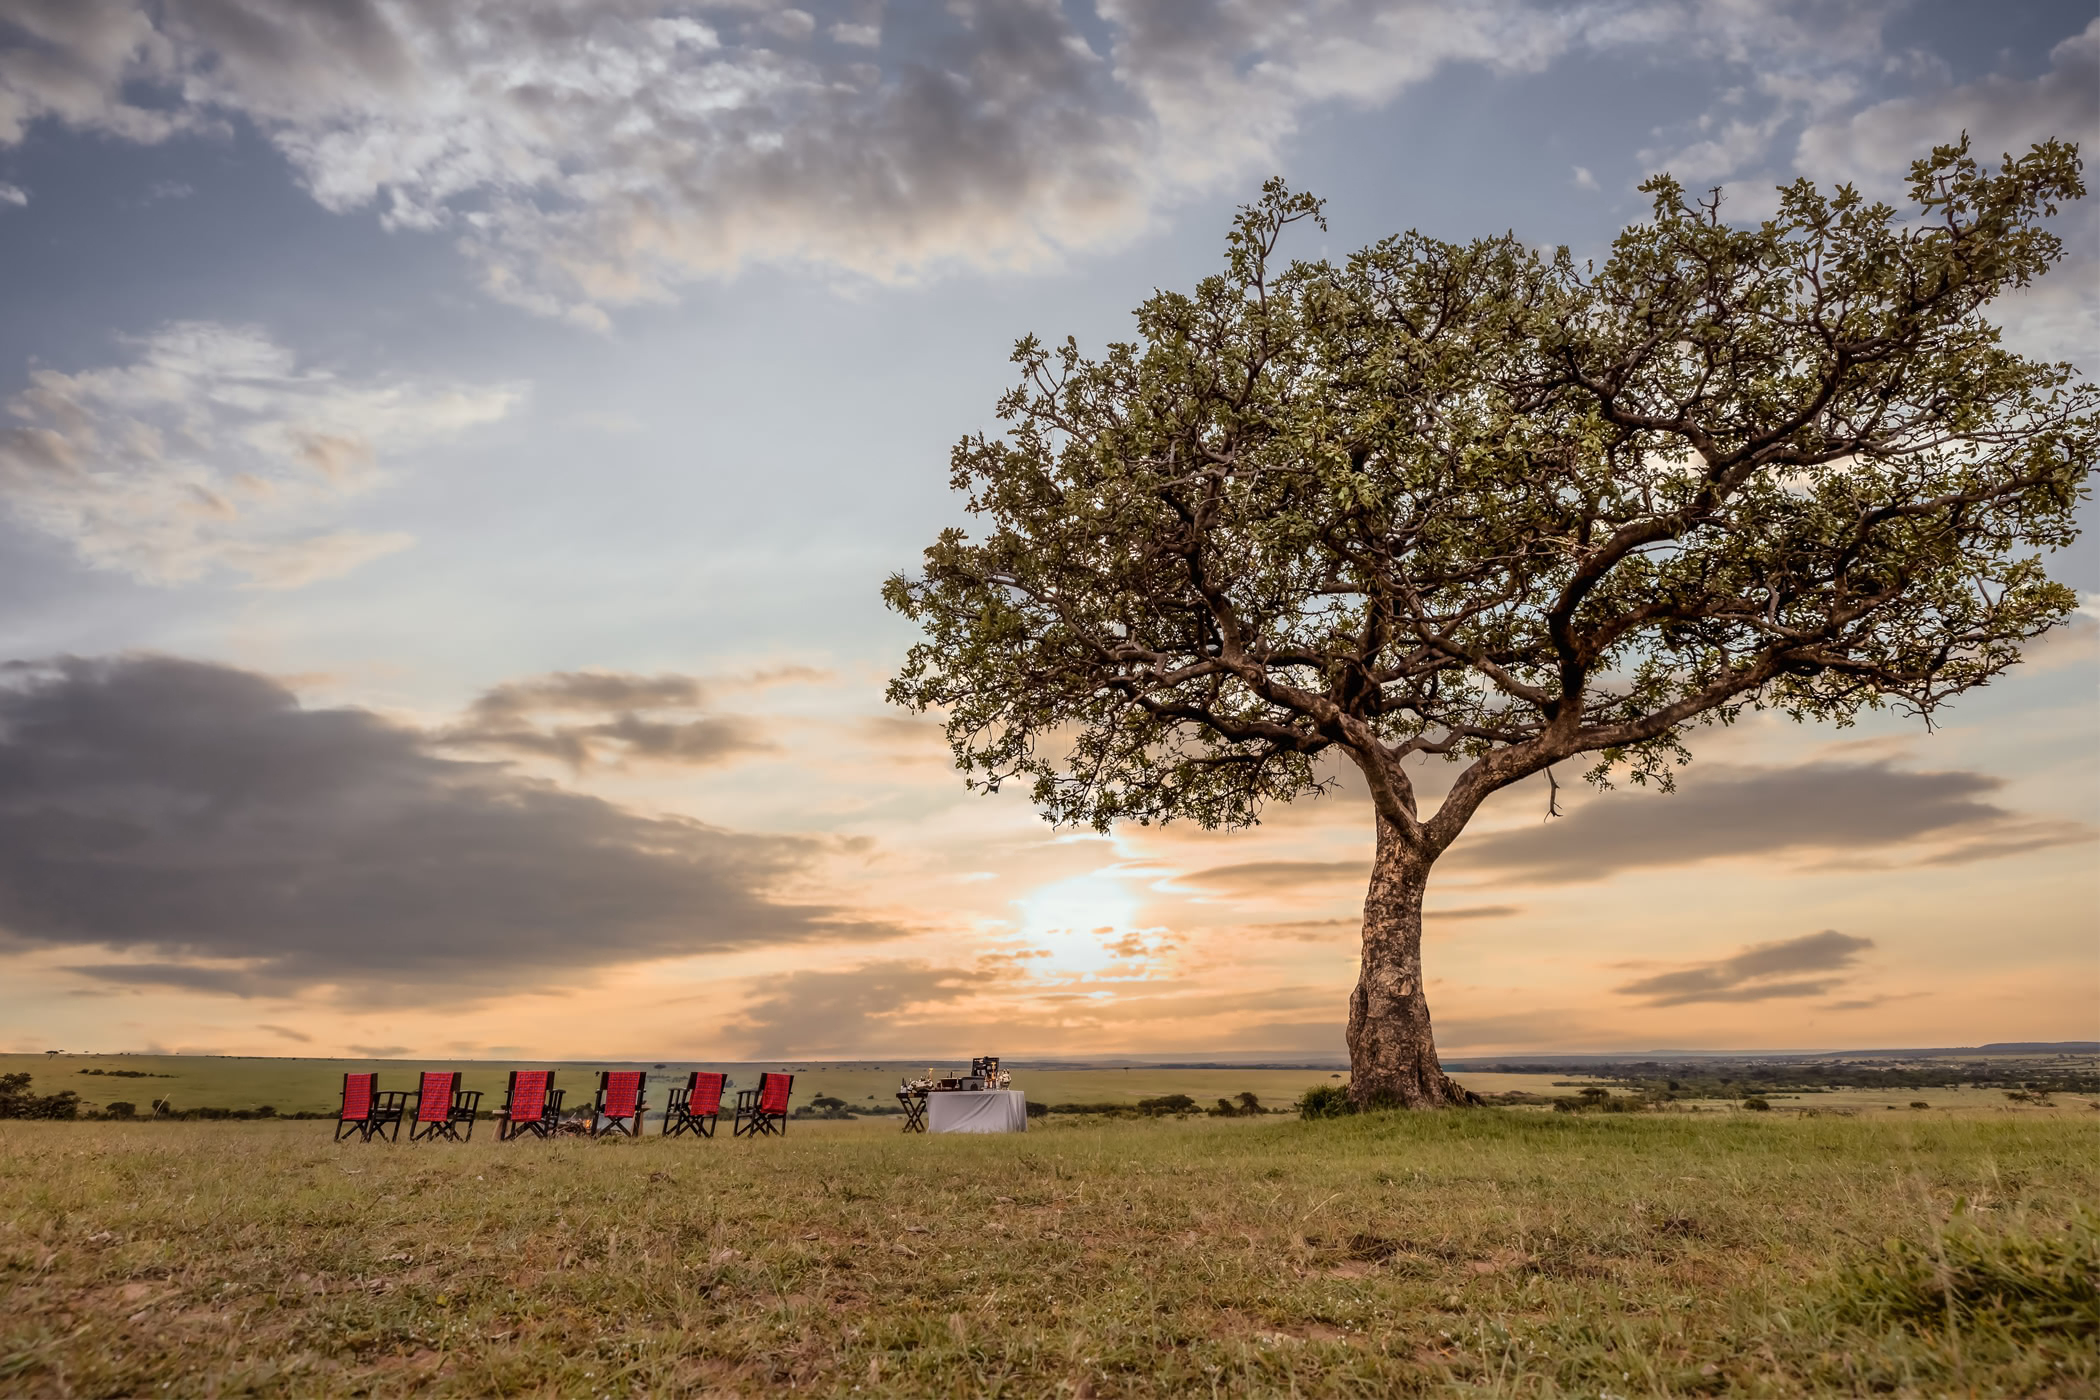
[{"x1": 886, "y1": 138, "x2": 2094, "y2": 862}]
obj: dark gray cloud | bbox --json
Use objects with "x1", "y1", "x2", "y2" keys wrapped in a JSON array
[
  {"x1": 468, "y1": 671, "x2": 706, "y2": 719},
  {"x1": 1615, "y1": 929, "x2": 1874, "y2": 1007},
  {"x1": 0, "y1": 654, "x2": 893, "y2": 998},
  {"x1": 61, "y1": 962, "x2": 280, "y2": 996},
  {"x1": 438, "y1": 668, "x2": 773, "y2": 769},
  {"x1": 1450, "y1": 760, "x2": 2091, "y2": 884}
]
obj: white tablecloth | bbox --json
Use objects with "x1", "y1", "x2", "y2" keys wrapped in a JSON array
[{"x1": 927, "y1": 1088, "x2": 1028, "y2": 1133}]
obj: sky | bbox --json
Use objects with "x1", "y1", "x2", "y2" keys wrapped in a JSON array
[{"x1": 0, "y1": 0, "x2": 2094, "y2": 1063}]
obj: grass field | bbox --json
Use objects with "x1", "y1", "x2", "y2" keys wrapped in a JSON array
[{"x1": 3, "y1": 1106, "x2": 2094, "y2": 1396}]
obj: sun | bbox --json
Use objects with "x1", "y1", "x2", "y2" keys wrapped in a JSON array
[{"x1": 1016, "y1": 872, "x2": 1142, "y2": 977}]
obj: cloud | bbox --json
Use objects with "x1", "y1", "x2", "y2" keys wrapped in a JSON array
[
  {"x1": 0, "y1": 0, "x2": 1933, "y2": 322},
  {"x1": 1624, "y1": 17, "x2": 2096, "y2": 362},
  {"x1": 1614, "y1": 929, "x2": 1873, "y2": 1006},
  {"x1": 1232, "y1": 907, "x2": 1516, "y2": 939},
  {"x1": 0, "y1": 654, "x2": 897, "y2": 999},
  {"x1": 723, "y1": 958, "x2": 985, "y2": 1058},
  {"x1": 347, "y1": 1044, "x2": 411, "y2": 1058},
  {"x1": 469, "y1": 672, "x2": 705, "y2": 717},
  {"x1": 256, "y1": 1022, "x2": 312, "y2": 1043},
  {"x1": 1248, "y1": 918, "x2": 1356, "y2": 941},
  {"x1": 1180, "y1": 859, "x2": 1366, "y2": 895},
  {"x1": 1643, "y1": 66, "x2": 1871, "y2": 186},
  {"x1": 1823, "y1": 992, "x2": 1928, "y2": 1012},
  {"x1": 62, "y1": 963, "x2": 279, "y2": 996},
  {"x1": 1790, "y1": 18, "x2": 2099, "y2": 362},
  {"x1": 1793, "y1": 20, "x2": 2099, "y2": 193},
  {"x1": 1448, "y1": 759, "x2": 2092, "y2": 884},
  {"x1": 0, "y1": 180, "x2": 25, "y2": 205},
  {"x1": 1433, "y1": 1008, "x2": 1621, "y2": 1054},
  {"x1": 765, "y1": 8, "x2": 817, "y2": 42},
  {"x1": 0, "y1": 0, "x2": 183, "y2": 145},
  {"x1": 440, "y1": 668, "x2": 776, "y2": 770},
  {"x1": 0, "y1": 322, "x2": 518, "y2": 587}
]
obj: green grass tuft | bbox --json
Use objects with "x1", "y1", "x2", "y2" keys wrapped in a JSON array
[{"x1": 1836, "y1": 1209, "x2": 2100, "y2": 1340}]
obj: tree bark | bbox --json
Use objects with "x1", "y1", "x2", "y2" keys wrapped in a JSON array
[{"x1": 1346, "y1": 812, "x2": 1480, "y2": 1108}]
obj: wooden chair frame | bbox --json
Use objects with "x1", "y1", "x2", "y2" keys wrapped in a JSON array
[
  {"x1": 406, "y1": 1071, "x2": 483, "y2": 1143},
  {"x1": 334, "y1": 1072, "x2": 406, "y2": 1143},
  {"x1": 733, "y1": 1072, "x2": 794, "y2": 1137},
  {"x1": 662, "y1": 1071, "x2": 725, "y2": 1138},
  {"x1": 591, "y1": 1071, "x2": 648, "y2": 1137},
  {"x1": 896, "y1": 1087, "x2": 927, "y2": 1134},
  {"x1": 496, "y1": 1070, "x2": 564, "y2": 1141}
]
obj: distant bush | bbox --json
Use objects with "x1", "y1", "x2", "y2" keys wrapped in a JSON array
[
  {"x1": 1040, "y1": 1096, "x2": 1211, "y2": 1118},
  {"x1": 1910, "y1": 1101, "x2": 1931, "y2": 1110},
  {"x1": 1136, "y1": 1094, "x2": 1198, "y2": 1116},
  {"x1": 114, "y1": 1098, "x2": 332, "y2": 1122},
  {"x1": 104, "y1": 1101, "x2": 137, "y2": 1119},
  {"x1": 1210, "y1": 1091, "x2": 1266, "y2": 1117},
  {"x1": 1553, "y1": 1088, "x2": 1651, "y2": 1114},
  {"x1": 1298, "y1": 1084, "x2": 1353, "y2": 1120},
  {"x1": 793, "y1": 1096, "x2": 855, "y2": 1120},
  {"x1": 1469, "y1": 1057, "x2": 2100, "y2": 1099},
  {"x1": 1025, "y1": 1100, "x2": 1048, "y2": 1119},
  {"x1": 0, "y1": 1073, "x2": 80, "y2": 1120},
  {"x1": 1743, "y1": 1097, "x2": 1772, "y2": 1111}
]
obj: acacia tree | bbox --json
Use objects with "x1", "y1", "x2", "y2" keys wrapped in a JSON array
[{"x1": 884, "y1": 139, "x2": 2095, "y2": 1107}]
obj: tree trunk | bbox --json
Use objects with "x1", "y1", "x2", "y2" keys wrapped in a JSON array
[{"x1": 1346, "y1": 812, "x2": 1479, "y2": 1108}]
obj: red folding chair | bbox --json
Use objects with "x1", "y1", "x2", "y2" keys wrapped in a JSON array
[
  {"x1": 406, "y1": 1070, "x2": 482, "y2": 1143},
  {"x1": 663, "y1": 1071, "x2": 724, "y2": 1138},
  {"x1": 497, "y1": 1070, "x2": 564, "y2": 1141},
  {"x1": 733, "y1": 1072, "x2": 793, "y2": 1137},
  {"x1": 591, "y1": 1071, "x2": 647, "y2": 1137},
  {"x1": 334, "y1": 1072, "x2": 405, "y2": 1143}
]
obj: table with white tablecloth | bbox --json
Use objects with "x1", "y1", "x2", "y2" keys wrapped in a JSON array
[{"x1": 926, "y1": 1088, "x2": 1028, "y2": 1133}]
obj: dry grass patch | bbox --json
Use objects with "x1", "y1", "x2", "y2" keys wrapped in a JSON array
[{"x1": 2, "y1": 1110, "x2": 2094, "y2": 1396}]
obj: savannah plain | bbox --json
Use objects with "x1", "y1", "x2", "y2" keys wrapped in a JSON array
[{"x1": 2, "y1": 1055, "x2": 2094, "y2": 1397}]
